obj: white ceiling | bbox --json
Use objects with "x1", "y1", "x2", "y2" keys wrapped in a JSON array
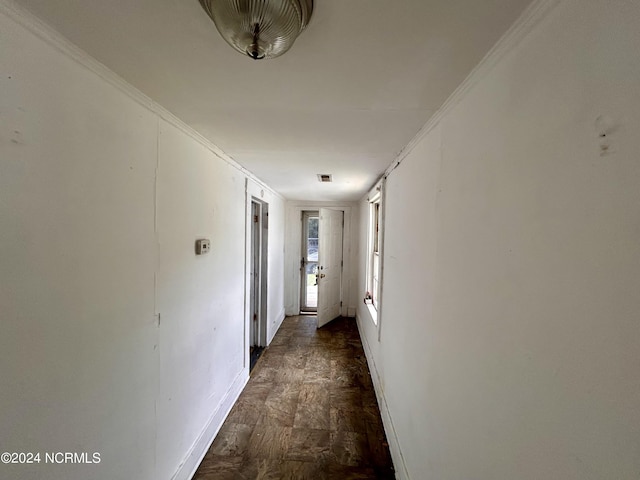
[{"x1": 15, "y1": 0, "x2": 533, "y2": 201}]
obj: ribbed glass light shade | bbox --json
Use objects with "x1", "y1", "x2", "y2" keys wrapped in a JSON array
[{"x1": 199, "y1": 0, "x2": 313, "y2": 60}]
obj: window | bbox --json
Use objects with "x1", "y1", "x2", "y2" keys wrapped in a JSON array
[
  {"x1": 371, "y1": 201, "x2": 380, "y2": 306},
  {"x1": 366, "y1": 186, "x2": 383, "y2": 323}
]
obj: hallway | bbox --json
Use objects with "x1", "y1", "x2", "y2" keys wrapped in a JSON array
[{"x1": 193, "y1": 316, "x2": 395, "y2": 479}]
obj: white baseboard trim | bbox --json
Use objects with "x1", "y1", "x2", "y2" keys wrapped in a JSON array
[
  {"x1": 268, "y1": 308, "x2": 287, "y2": 345},
  {"x1": 356, "y1": 314, "x2": 410, "y2": 480},
  {"x1": 171, "y1": 369, "x2": 249, "y2": 480}
]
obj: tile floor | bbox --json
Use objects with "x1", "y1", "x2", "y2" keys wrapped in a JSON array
[{"x1": 192, "y1": 315, "x2": 395, "y2": 479}]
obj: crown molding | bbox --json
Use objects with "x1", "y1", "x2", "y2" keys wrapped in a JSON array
[
  {"x1": 383, "y1": 0, "x2": 562, "y2": 179},
  {"x1": 0, "y1": 0, "x2": 284, "y2": 200}
]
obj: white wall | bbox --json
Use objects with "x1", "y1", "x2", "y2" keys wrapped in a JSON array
[
  {"x1": 357, "y1": 1, "x2": 640, "y2": 479},
  {"x1": 284, "y1": 201, "x2": 358, "y2": 317},
  {"x1": 0, "y1": 6, "x2": 284, "y2": 480}
]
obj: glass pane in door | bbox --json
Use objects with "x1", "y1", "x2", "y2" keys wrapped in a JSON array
[{"x1": 301, "y1": 213, "x2": 319, "y2": 310}]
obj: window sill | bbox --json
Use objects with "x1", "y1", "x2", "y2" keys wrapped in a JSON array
[{"x1": 366, "y1": 302, "x2": 378, "y2": 325}]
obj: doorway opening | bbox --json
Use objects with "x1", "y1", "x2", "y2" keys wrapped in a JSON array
[
  {"x1": 250, "y1": 199, "x2": 268, "y2": 371},
  {"x1": 300, "y1": 211, "x2": 319, "y2": 313}
]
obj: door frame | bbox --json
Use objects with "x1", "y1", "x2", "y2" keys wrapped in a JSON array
[
  {"x1": 285, "y1": 203, "x2": 354, "y2": 317},
  {"x1": 247, "y1": 197, "x2": 268, "y2": 354},
  {"x1": 300, "y1": 210, "x2": 319, "y2": 313}
]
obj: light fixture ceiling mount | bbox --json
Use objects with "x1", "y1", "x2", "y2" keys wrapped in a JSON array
[{"x1": 198, "y1": 0, "x2": 313, "y2": 60}]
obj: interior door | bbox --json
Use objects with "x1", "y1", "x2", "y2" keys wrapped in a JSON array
[{"x1": 317, "y1": 208, "x2": 344, "y2": 328}]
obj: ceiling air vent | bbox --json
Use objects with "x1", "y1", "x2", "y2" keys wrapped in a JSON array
[{"x1": 317, "y1": 174, "x2": 332, "y2": 183}]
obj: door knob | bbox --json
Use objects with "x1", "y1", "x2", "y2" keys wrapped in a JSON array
[{"x1": 319, "y1": 274, "x2": 326, "y2": 278}]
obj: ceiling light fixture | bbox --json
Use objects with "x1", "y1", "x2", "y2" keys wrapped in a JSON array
[{"x1": 198, "y1": 0, "x2": 313, "y2": 60}]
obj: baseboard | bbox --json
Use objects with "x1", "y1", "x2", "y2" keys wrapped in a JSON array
[
  {"x1": 171, "y1": 369, "x2": 249, "y2": 480},
  {"x1": 267, "y1": 307, "x2": 287, "y2": 345},
  {"x1": 356, "y1": 315, "x2": 410, "y2": 480}
]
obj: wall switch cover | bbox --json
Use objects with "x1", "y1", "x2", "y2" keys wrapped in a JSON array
[{"x1": 195, "y1": 239, "x2": 211, "y2": 255}]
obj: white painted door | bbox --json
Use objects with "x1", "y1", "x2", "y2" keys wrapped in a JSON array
[{"x1": 317, "y1": 208, "x2": 344, "y2": 328}]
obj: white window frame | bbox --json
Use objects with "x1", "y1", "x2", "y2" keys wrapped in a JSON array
[{"x1": 365, "y1": 185, "x2": 383, "y2": 325}]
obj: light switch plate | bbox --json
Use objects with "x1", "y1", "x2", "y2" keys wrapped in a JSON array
[{"x1": 195, "y1": 239, "x2": 211, "y2": 255}]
